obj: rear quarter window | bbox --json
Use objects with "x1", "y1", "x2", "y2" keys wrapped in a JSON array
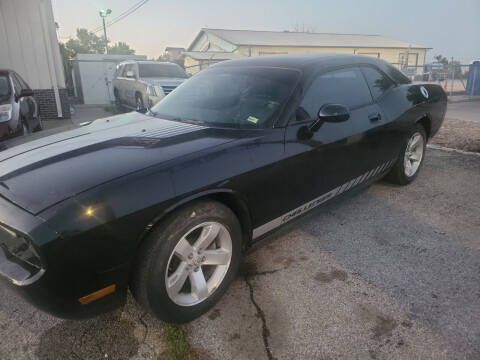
[{"x1": 361, "y1": 66, "x2": 395, "y2": 100}]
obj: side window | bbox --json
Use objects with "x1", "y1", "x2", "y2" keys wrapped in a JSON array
[
  {"x1": 10, "y1": 73, "x2": 22, "y2": 94},
  {"x1": 298, "y1": 68, "x2": 372, "y2": 120},
  {"x1": 361, "y1": 66, "x2": 395, "y2": 100},
  {"x1": 123, "y1": 64, "x2": 137, "y2": 78},
  {"x1": 122, "y1": 64, "x2": 132, "y2": 77}
]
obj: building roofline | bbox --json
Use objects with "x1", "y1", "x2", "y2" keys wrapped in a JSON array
[
  {"x1": 201, "y1": 27, "x2": 382, "y2": 37},
  {"x1": 190, "y1": 28, "x2": 429, "y2": 50}
]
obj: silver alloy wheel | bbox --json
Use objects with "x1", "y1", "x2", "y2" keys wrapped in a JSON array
[
  {"x1": 165, "y1": 221, "x2": 232, "y2": 306},
  {"x1": 404, "y1": 132, "x2": 424, "y2": 177}
]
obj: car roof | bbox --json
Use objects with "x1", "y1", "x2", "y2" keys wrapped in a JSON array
[
  {"x1": 210, "y1": 53, "x2": 410, "y2": 83},
  {"x1": 212, "y1": 53, "x2": 387, "y2": 70}
]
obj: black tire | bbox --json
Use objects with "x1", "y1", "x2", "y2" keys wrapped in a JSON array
[
  {"x1": 18, "y1": 118, "x2": 29, "y2": 136},
  {"x1": 386, "y1": 124, "x2": 427, "y2": 185},
  {"x1": 114, "y1": 90, "x2": 124, "y2": 112},
  {"x1": 33, "y1": 117, "x2": 43, "y2": 132},
  {"x1": 131, "y1": 200, "x2": 242, "y2": 323},
  {"x1": 135, "y1": 93, "x2": 146, "y2": 113}
]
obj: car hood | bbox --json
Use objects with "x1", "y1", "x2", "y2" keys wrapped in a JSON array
[
  {"x1": 0, "y1": 112, "x2": 233, "y2": 214},
  {"x1": 139, "y1": 77, "x2": 186, "y2": 87}
]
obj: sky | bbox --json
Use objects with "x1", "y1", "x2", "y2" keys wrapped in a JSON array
[{"x1": 52, "y1": 0, "x2": 480, "y2": 63}]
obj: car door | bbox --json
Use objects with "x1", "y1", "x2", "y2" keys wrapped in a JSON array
[
  {"x1": 282, "y1": 66, "x2": 389, "y2": 213},
  {"x1": 125, "y1": 63, "x2": 139, "y2": 107},
  {"x1": 359, "y1": 65, "x2": 404, "y2": 161}
]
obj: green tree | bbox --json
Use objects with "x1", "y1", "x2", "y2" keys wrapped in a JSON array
[
  {"x1": 108, "y1": 41, "x2": 135, "y2": 55},
  {"x1": 64, "y1": 28, "x2": 106, "y2": 56},
  {"x1": 434, "y1": 54, "x2": 448, "y2": 66}
]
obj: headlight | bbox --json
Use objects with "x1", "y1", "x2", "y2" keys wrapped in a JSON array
[
  {"x1": 146, "y1": 85, "x2": 156, "y2": 96},
  {"x1": 0, "y1": 104, "x2": 12, "y2": 122},
  {"x1": 0, "y1": 224, "x2": 43, "y2": 271}
]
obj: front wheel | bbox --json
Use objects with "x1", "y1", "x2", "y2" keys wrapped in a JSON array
[
  {"x1": 131, "y1": 201, "x2": 242, "y2": 323},
  {"x1": 386, "y1": 124, "x2": 426, "y2": 185}
]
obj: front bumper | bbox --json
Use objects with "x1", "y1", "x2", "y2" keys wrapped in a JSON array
[{"x1": 0, "y1": 196, "x2": 126, "y2": 319}]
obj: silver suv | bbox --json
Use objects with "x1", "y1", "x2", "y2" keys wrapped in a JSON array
[{"x1": 113, "y1": 60, "x2": 188, "y2": 112}]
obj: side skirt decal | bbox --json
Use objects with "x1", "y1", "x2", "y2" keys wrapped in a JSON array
[{"x1": 252, "y1": 159, "x2": 395, "y2": 239}]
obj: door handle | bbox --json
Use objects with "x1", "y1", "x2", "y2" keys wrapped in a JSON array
[{"x1": 368, "y1": 113, "x2": 382, "y2": 122}]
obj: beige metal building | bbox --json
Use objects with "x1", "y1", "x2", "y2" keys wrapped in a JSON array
[
  {"x1": 186, "y1": 28, "x2": 430, "y2": 75},
  {"x1": 183, "y1": 51, "x2": 243, "y2": 74}
]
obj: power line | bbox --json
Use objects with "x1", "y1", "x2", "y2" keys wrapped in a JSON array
[
  {"x1": 91, "y1": 0, "x2": 149, "y2": 33},
  {"x1": 91, "y1": 0, "x2": 148, "y2": 33},
  {"x1": 91, "y1": 0, "x2": 147, "y2": 32}
]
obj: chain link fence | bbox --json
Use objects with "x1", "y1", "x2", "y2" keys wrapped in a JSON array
[{"x1": 392, "y1": 62, "x2": 473, "y2": 96}]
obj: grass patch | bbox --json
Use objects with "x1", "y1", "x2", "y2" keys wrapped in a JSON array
[{"x1": 162, "y1": 324, "x2": 192, "y2": 360}]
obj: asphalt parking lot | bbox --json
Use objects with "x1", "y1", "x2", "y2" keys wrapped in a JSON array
[
  {"x1": 1, "y1": 148, "x2": 479, "y2": 359},
  {"x1": 1, "y1": 102, "x2": 479, "y2": 359}
]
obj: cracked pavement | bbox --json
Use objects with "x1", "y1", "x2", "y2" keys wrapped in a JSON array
[{"x1": 1, "y1": 148, "x2": 479, "y2": 359}]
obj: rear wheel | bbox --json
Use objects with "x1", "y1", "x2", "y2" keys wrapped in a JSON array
[
  {"x1": 19, "y1": 119, "x2": 29, "y2": 136},
  {"x1": 114, "y1": 89, "x2": 124, "y2": 112},
  {"x1": 386, "y1": 124, "x2": 426, "y2": 185},
  {"x1": 33, "y1": 116, "x2": 43, "y2": 132},
  {"x1": 131, "y1": 200, "x2": 242, "y2": 323}
]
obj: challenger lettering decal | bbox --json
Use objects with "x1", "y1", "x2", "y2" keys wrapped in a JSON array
[{"x1": 252, "y1": 159, "x2": 395, "y2": 239}]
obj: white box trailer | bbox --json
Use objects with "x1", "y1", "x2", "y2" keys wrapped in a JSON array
[{"x1": 73, "y1": 53, "x2": 147, "y2": 105}]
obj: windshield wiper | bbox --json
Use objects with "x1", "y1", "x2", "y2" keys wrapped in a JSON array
[{"x1": 149, "y1": 111, "x2": 206, "y2": 126}]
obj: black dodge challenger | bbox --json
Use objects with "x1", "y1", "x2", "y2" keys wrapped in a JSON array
[{"x1": 0, "y1": 54, "x2": 446, "y2": 323}]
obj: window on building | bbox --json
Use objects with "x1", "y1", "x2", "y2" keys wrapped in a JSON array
[
  {"x1": 358, "y1": 52, "x2": 380, "y2": 58},
  {"x1": 398, "y1": 52, "x2": 419, "y2": 67}
]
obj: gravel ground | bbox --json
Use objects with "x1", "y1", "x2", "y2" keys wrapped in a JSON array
[
  {"x1": 431, "y1": 100, "x2": 480, "y2": 152},
  {"x1": 0, "y1": 148, "x2": 479, "y2": 359},
  {"x1": 431, "y1": 117, "x2": 480, "y2": 152}
]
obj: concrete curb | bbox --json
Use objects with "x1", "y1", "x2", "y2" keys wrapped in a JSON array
[
  {"x1": 447, "y1": 96, "x2": 480, "y2": 104},
  {"x1": 427, "y1": 144, "x2": 480, "y2": 157}
]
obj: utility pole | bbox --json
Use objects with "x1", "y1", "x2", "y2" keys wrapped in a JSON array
[
  {"x1": 450, "y1": 57, "x2": 455, "y2": 96},
  {"x1": 99, "y1": 9, "x2": 112, "y2": 54}
]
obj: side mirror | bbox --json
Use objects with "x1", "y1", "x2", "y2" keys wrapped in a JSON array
[
  {"x1": 125, "y1": 70, "x2": 135, "y2": 78},
  {"x1": 309, "y1": 103, "x2": 350, "y2": 132},
  {"x1": 16, "y1": 88, "x2": 34, "y2": 101}
]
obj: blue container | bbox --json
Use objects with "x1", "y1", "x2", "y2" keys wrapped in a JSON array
[{"x1": 465, "y1": 61, "x2": 480, "y2": 96}]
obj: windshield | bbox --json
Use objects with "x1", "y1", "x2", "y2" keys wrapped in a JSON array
[
  {"x1": 150, "y1": 66, "x2": 299, "y2": 128},
  {"x1": 138, "y1": 63, "x2": 188, "y2": 78},
  {"x1": 0, "y1": 75, "x2": 11, "y2": 100}
]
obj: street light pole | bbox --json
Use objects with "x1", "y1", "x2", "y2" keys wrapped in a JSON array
[{"x1": 99, "y1": 9, "x2": 112, "y2": 54}]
